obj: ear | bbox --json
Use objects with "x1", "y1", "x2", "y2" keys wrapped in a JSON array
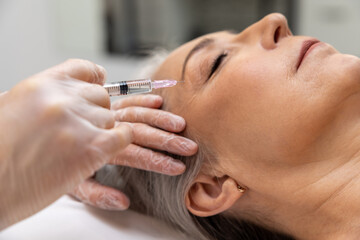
[{"x1": 185, "y1": 174, "x2": 244, "y2": 217}]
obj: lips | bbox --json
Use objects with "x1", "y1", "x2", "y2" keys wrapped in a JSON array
[{"x1": 296, "y1": 39, "x2": 320, "y2": 69}]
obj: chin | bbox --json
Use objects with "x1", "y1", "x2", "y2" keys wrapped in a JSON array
[
  {"x1": 342, "y1": 54, "x2": 360, "y2": 84},
  {"x1": 325, "y1": 53, "x2": 360, "y2": 92}
]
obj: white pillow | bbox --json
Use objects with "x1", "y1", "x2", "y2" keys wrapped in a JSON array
[{"x1": 1, "y1": 196, "x2": 186, "y2": 240}]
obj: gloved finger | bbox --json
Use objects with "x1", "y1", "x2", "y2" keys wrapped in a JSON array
[
  {"x1": 44, "y1": 59, "x2": 107, "y2": 85},
  {"x1": 109, "y1": 144, "x2": 186, "y2": 176},
  {"x1": 114, "y1": 107, "x2": 185, "y2": 132},
  {"x1": 72, "y1": 104, "x2": 115, "y2": 129},
  {"x1": 70, "y1": 178, "x2": 129, "y2": 210},
  {"x1": 91, "y1": 124, "x2": 133, "y2": 165},
  {"x1": 111, "y1": 94, "x2": 162, "y2": 110},
  {"x1": 124, "y1": 122, "x2": 197, "y2": 156},
  {"x1": 78, "y1": 82, "x2": 111, "y2": 109}
]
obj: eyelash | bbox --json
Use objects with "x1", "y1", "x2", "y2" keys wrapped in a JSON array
[{"x1": 208, "y1": 52, "x2": 228, "y2": 79}]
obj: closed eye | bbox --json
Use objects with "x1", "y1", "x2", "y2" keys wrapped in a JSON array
[{"x1": 208, "y1": 53, "x2": 228, "y2": 79}]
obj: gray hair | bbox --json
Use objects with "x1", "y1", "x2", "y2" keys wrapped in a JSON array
[
  {"x1": 96, "y1": 135, "x2": 209, "y2": 239},
  {"x1": 96, "y1": 51, "x2": 295, "y2": 240}
]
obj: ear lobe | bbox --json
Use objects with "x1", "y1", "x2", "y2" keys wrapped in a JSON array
[{"x1": 185, "y1": 174, "x2": 244, "y2": 217}]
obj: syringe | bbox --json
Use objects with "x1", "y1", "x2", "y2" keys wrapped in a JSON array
[{"x1": 103, "y1": 79, "x2": 178, "y2": 96}]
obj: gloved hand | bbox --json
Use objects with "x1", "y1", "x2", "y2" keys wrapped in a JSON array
[
  {"x1": 70, "y1": 94, "x2": 198, "y2": 210},
  {"x1": 0, "y1": 59, "x2": 132, "y2": 229}
]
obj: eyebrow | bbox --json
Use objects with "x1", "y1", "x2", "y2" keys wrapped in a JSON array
[{"x1": 181, "y1": 38, "x2": 214, "y2": 80}]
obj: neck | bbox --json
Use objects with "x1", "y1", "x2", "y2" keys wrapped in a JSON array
[
  {"x1": 291, "y1": 175, "x2": 360, "y2": 240},
  {"x1": 235, "y1": 100, "x2": 360, "y2": 239},
  {"x1": 281, "y1": 150, "x2": 360, "y2": 239},
  {"x1": 251, "y1": 127, "x2": 360, "y2": 239},
  {"x1": 283, "y1": 105, "x2": 360, "y2": 239}
]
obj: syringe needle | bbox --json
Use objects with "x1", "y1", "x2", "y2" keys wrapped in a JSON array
[{"x1": 151, "y1": 80, "x2": 178, "y2": 89}]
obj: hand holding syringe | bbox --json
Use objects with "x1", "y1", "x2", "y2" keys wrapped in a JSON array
[
  {"x1": 0, "y1": 58, "x2": 195, "y2": 228},
  {"x1": 70, "y1": 78, "x2": 197, "y2": 211}
]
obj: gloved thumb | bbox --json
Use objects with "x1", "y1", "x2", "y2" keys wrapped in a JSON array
[{"x1": 44, "y1": 59, "x2": 107, "y2": 85}]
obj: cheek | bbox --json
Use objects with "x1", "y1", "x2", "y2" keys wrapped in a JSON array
[
  {"x1": 236, "y1": 54, "x2": 360, "y2": 164},
  {"x1": 187, "y1": 55, "x2": 347, "y2": 165},
  {"x1": 179, "y1": 56, "x2": 291, "y2": 160},
  {"x1": 211, "y1": 57, "x2": 295, "y2": 159}
]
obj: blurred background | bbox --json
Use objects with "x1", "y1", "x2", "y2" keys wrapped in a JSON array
[{"x1": 1, "y1": 0, "x2": 360, "y2": 91}]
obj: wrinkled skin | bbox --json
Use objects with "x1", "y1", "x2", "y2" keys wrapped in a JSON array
[{"x1": 150, "y1": 13, "x2": 360, "y2": 239}]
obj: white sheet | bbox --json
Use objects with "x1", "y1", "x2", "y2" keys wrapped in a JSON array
[{"x1": 1, "y1": 196, "x2": 186, "y2": 240}]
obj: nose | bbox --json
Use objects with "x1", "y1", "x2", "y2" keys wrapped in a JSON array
[
  {"x1": 260, "y1": 13, "x2": 291, "y2": 49},
  {"x1": 236, "y1": 13, "x2": 292, "y2": 50}
]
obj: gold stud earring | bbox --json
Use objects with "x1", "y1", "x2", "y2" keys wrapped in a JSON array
[{"x1": 237, "y1": 185, "x2": 246, "y2": 193}]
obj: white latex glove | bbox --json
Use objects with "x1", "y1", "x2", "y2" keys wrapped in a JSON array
[
  {"x1": 70, "y1": 94, "x2": 198, "y2": 210},
  {"x1": 0, "y1": 59, "x2": 132, "y2": 229}
]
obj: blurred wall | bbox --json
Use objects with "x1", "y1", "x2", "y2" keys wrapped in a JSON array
[
  {"x1": 0, "y1": 0, "x2": 145, "y2": 92},
  {"x1": 106, "y1": 0, "x2": 294, "y2": 54},
  {"x1": 297, "y1": 0, "x2": 360, "y2": 56},
  {"x1": 1, "y1": 0, "x2": 360, "y2": 92},
  {"x1": 0, "y1": 0, "x2": 59, "y2": 91}
]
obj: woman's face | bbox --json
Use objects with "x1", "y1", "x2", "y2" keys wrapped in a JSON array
[{"x1": 153, "y1": 13, "x2": 360, "y2": 219}]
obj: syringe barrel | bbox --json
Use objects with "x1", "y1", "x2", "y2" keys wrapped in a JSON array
[
  {"x1": 104, "y1": 79, "x2": 152, "y2": 96},
  {"x1": 127, "y1": 79, "x2": 152, "y2": 94}
]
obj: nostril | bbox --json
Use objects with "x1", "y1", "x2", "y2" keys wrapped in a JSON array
[{"x1": 274, "y1": 27, "x2": 281, "y2": 43}]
